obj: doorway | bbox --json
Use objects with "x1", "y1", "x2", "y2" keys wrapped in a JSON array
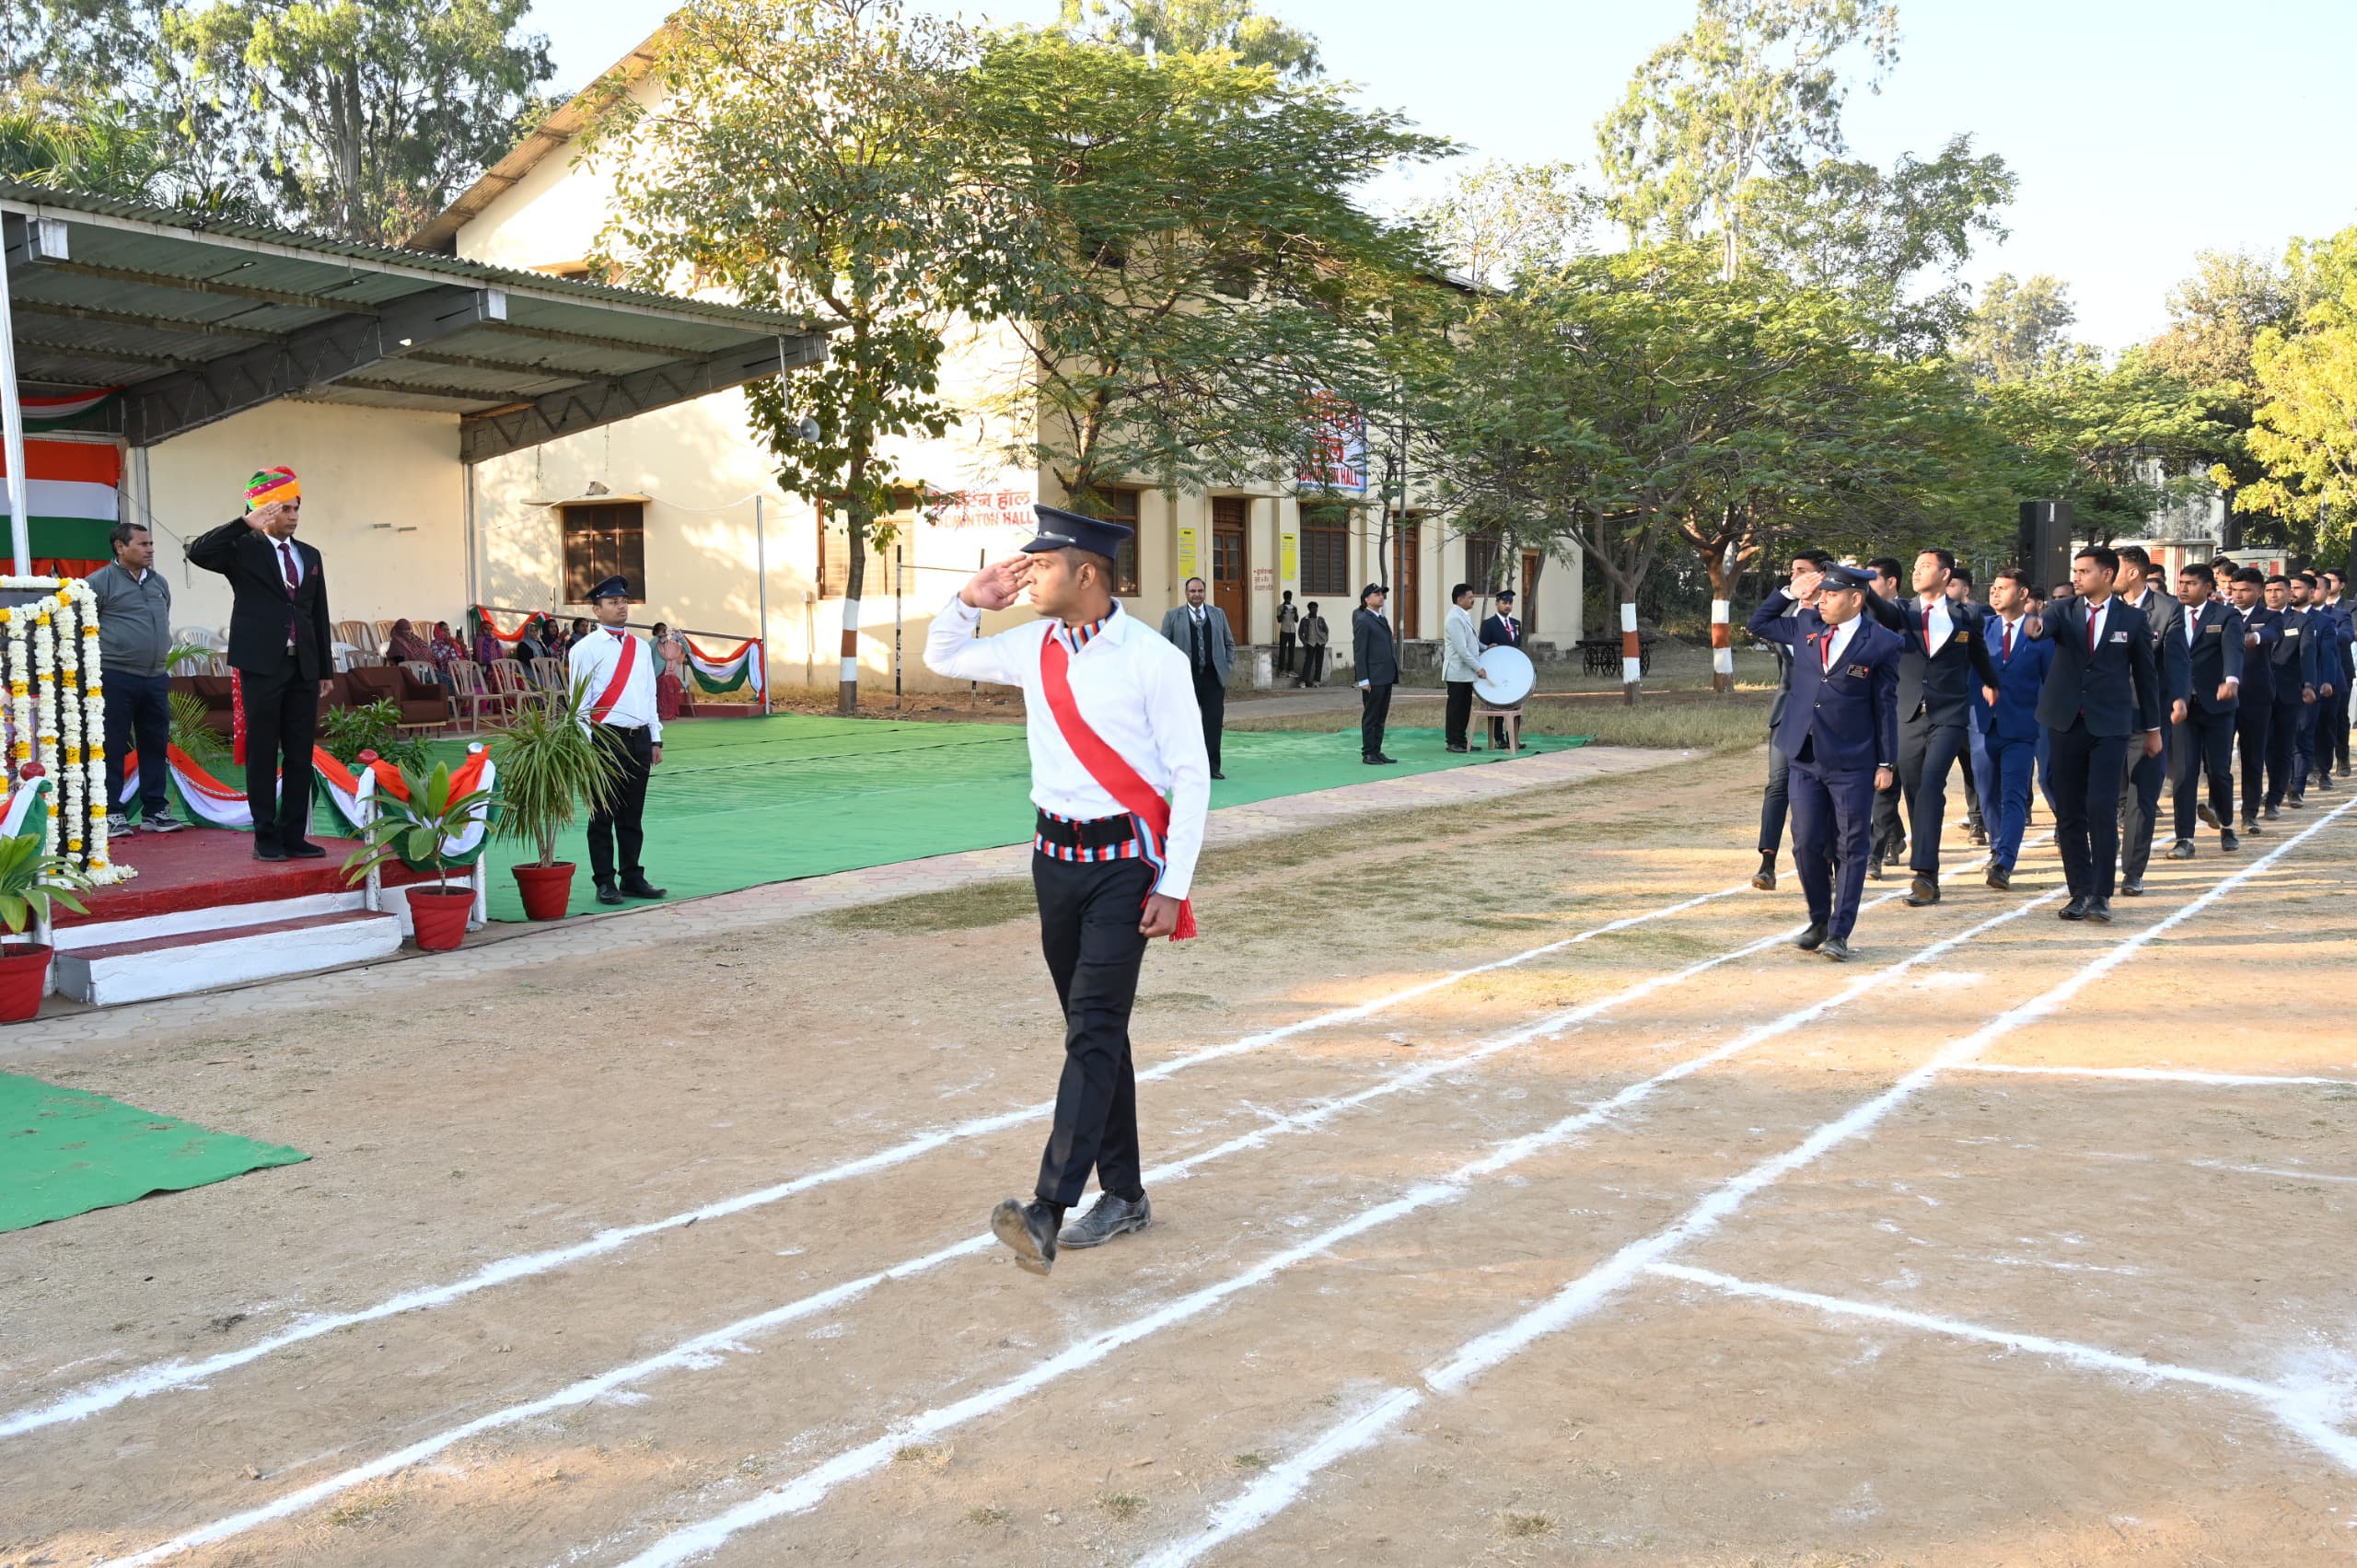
[
  {"x1": 1392, "y1": 516, "x2": 1421, "y2": 639},
  {"x1": 1211, "y1": 496, "x2": 1248, "y2": 634}
]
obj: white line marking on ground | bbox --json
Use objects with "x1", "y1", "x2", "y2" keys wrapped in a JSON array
[
  {"x1": 1137, "y1": 798, "x2": 2357, "y2": 1567},
  {"x1": 3, "y1": 879, "x2": 1759, "y2": 1445},
  {"x1": 1957, "y1": 1064, "x2": 2357, "y2": 1087},
  {"x1": 2193, "y1": 1161, "x2": 2357, "y2": 1185},
  {"x1": 1645, "y1": 1263, "x2": 2357, "y2": 1469},
  {"x1": 581, "y1": 884, "x2": 2054, "y2": 1567}
]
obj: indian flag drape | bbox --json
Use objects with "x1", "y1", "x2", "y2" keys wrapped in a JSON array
[
  {"x1": 471, "y1": 605, "x2": 550, "y2": 645},
  {"x1": 123, "y1": 745, "x2": 496, "y2": 868},
  {"x1": 685, "y1": 635, "x2": 764, "y2": 696},
  {"x1": 0, "y1": 438, "x2": 122, "y2": 563},
  {"x1": 119, "y1": 745, "x2": 256, "y2": 829},
  {"x1": 22, "y1": 389, "x2": 123, "y2": 432},
  {"x1": 0, "y1": 776, "x2": 51, "y2": 839}
]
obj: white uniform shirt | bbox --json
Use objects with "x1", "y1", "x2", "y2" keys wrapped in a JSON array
[
  {"x1": 925, "y1": 598, "x2": 1211, "y2": 898},
  {"x1": 1819, "y1": 615, "x2": 1862, "y2": 671},
  {"x1": 568, "y1": 627, "x2": 664, "y2": 740},
  {"x1": 1914, "y1": 594, "x2": 1953, "y2": 656}
]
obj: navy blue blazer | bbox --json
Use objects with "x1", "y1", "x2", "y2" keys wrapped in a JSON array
[
  {"x1": 1864, "y1": 591, "x2": 2001, "y2": 726},
  {"x1": 1981, "y1": 613, "x2": 2053, "y2": 743},
  {"x1": 1747, "y1": 592, "x2": 1901, "y2": 772},
  {"x1": 2314, "y1": 601, "x2": 2355, "y2": 690},
  {"x1": 2177, "y1": 598, "x2": 2245, "y2": 714},
  {"x1": 2124, "y1": 588, "x2": 2191, "y2": 708},
  {"x1": 2026, "y1": 595, "x2": 2165, "y2": 737},
  {"x1": 2236, "y1": 604, "x2": 2292, "y2": 703}
]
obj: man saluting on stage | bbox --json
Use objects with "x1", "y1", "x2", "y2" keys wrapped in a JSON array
[
  {"x1": 925, "y1": 505, "x2": 1211, "y2": 1275},
  {"x1": 1747, "y1": 563, "x2": 1902, "y2": 961}
]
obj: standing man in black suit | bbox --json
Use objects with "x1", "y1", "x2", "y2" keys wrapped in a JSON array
[
  {"x1": 1353, "y1": 584, "x2": 1399, "y2": 765},
  {"x1": 2024, "y1": 545, "x2": 2165, "y2": 923},
  {"x1": 187, "y1": 466, "x2": 332, "y2": 862},
  {"x1": 1863, "y1": 548, "x2": 1999, "y2": 906},
  {"x1": 2159, "y1": 562, "x2": 2242, "y2": 874},
  {"x1": 1864, "y1": 556, "x2": 1910, "y2": 874},
  {"x1": 2258, "y1": 572, "x2": 2318, "y2": 813},
  {"x1": 1751, "y1": 551, "x2": 1830, "y2": 890},
  {"x1": 2225, "y1": 569, "x2": 2286, "y2": 822},
  {"x1": 1478, "y1": 587, "x2": 1522, "y2": 749},
  {"x1": 2114, "y1": 545, "x2": 2190, "y2": 893}
]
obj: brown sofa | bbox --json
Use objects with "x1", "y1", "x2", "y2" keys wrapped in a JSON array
[{"x1": 342, "y1": 664, "x2": 447, "y2": 731}]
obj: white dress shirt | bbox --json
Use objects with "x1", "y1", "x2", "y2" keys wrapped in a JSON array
[
  {"x1": 567, "y1": 627, "x2": 663, "y2": 739},
  {"x1": 1914, "y1": 594, "x2": 1953, "y2": 655},
  {"x1": 925, "y1": 598, "x2": 1211, "y2": 898},
  {"x1": 2082, "y1": 595, "x2": 2109, "y2": 651},
  {"x1": 1818, "y1": 614, "x2": 1862, "y2": 671}
]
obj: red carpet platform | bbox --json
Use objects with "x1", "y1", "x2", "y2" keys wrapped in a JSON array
[{"x1": 61, "y1": 827, "x2": 430, "y2": 928}]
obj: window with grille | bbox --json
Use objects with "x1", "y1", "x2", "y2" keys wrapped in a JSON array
[
  {"x1": 1465, "y1": 532, "x2": 1501, "y2": 595},
  {"x1": 1093, "y1": 488, "x2": 1143, "y2": 596},
  {"x1": 1300, "y1": 505, "x2": 1350, "y2": 597},
  {"x1": 562, "y1": 503, "x2": 645, "y2": 602},
  {"x1": 816, "y1": 512, "x2": 852, "y2": 598}
]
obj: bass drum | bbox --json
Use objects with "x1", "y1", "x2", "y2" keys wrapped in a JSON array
[{"x1": 1473, "y1": 645, "x2": 1535, "y2": 707}]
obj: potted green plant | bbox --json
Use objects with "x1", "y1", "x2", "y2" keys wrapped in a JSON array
[
  {"x1": 341, "y1": 758, "x2": 495, "y2": 952},
  {"x1": 0, "y1": 826, "x2": 94, "y2": 1021},
  {"x1": 488, "y1": 675, "x2": 619, "y2": 920}
]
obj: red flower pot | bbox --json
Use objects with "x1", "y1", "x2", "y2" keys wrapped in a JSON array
[
  {"x1": 0, "y1": 941, "x2": 52, "y2": 1022},
  {"x1": 511, "y1": 861, "x2": 575, "y2": 921},
  {"x1": 404, "y1": 886, "x2": 475, "y2": 951}
]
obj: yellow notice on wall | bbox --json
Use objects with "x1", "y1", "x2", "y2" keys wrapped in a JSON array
[
  {"x1": 1280, "y1": 530, "x2": 1298, "y2": 584},
  {"x1": 1176, "y1": 525, "x2": 1199, "y2": 581}
]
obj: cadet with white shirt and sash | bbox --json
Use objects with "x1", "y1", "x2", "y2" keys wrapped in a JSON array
[{"x1": 567, "y1": 575, "x2": 667, "y2": 907}]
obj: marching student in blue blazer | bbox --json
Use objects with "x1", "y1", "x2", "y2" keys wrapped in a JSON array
[
  {"x1": 1747, "y1": 563, "x2": 1902, "y2": 962},
  {"x1": 1976, "y1": 567, "x2": 2052, "y2": 889}
]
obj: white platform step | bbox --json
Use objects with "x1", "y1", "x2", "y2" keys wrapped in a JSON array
[{"x1": 52, "y1": 908, "x2": 405, "y2": 1005}]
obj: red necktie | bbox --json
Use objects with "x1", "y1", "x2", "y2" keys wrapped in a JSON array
[
  {"x1": 2001, "y1": 619, "x2": 2014, "y2": 659},
  {"x1": 1820, "y1": 630, "x2": 1835, "y2": 672},
  {"x1": 2086, "y1": 604, "x2": 2099, "y2": 656}
]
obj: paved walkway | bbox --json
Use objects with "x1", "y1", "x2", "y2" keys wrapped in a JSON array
[{"x1": 4, "y1": 744, "x2": 1691, "y2": 1055}]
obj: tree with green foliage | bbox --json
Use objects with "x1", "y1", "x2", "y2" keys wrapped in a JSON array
[
  {"x1": 1979, "y1": 353, "x2": 2235, "y2": 544},
  {"x1": 589, "y1": 0, "x2": 1012, "y2": 715},
  {"x1": 1406, "y1": 158, "x2": 1596, "y2": 290},
  {"x1": 1960, "y1": 272, "x2": 2084, "y2": 382},
  {"x1": 1051, "y1": 0, "x2": 1320, "y2": 77},
  {"x1": 2238, "y1": 227, "x2": 2357, "y2": 552}
]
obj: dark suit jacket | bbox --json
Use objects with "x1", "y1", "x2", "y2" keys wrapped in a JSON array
[
  {"x1": 1352, "y1": 607, "x2": 1398, "y2": 685},
  {"x1": 1478, "y1": 613, "x2": 1521, "y2": 649},
  {"x1": 2314, "y1": 601, "x2": 2356, "y2": 690},
  {"x1": 1983, "y1": 614, "x2": 2054, "y2": 743},
  {"x1": 1747, "y1": 592, "x2": 1901, "y2": 772},
  {"x1": 2177, "y1": 598, "x2": 2245, "y2": 714},
  {"x1": 2237, "y1": 604, "x2": 2291, "y2": 704},
  {"x1": 2026, "y1": 595, "x2": 2164, "y2": 737},
  {"x1": 186, "y1": 519, "x2": 333, "y2": 679},
  {"x1": 1864, "y1": 590, "x2": 2000, "y2": 726}
]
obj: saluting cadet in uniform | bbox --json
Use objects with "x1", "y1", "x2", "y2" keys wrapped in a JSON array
[
  {"x1": 2115, "y1": 546, "x2": 2191, "y2": 892},
  {"x1": 567, "y1": 576, "x2": 668, "y2": 907},
  {"x1": 1979, "y1": 567, "x2": 2052, "y2": 889},
  {"x1": 1861, "y1": 548, "x2": 1999, "y2": 906},
  {"x1": 2024, "y1": 545, "x2": 2164, "y2": 923},
  {"x1": 924, "y1": 505, "x2": 1210, "y2": 1276},
  {"x1": 1747, "y1": 563, "x2": 1901, "y2": 962},
  {"x1": 2160, "y1": 562, "x2": 2243, "y2": 872}
]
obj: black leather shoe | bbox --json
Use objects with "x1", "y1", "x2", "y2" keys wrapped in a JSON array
[
  {"x1": 2058, "y1": 897, "x2": 2089, "y2": 922},
  {"x1": 1985, "y1": 864, "x2": 2011, "y2": 890},
  {"x1": 1059, "y1": 1191, "x2": 1151, "y2": 1249},
  {"x1": 2220, "y1": 829, "x2": 2240, "y2": 853},
  {"x1": 1444, "y1": 744, "x2": 1469, "y2": 755},
  {"x1": 283, "y1": 840, "x2": 327, "y2": 859},
  {"x1": 2197, "y1": 801, "x2": 2223, "y2": 830},
  {"x1": 991, "y1": 1196, "x2": 1060, "y2": 1276},
  {"x1": 1866, "y1": 853, "x2": 1884, "y2": 880},
  {"x1": 1794, "y1": 922, "x2": 1828, "y2": 952},
  {"x1": 251, "y1": 842, "x2": 287, "y2": 862},
  {"x1": 2119, "y1": 877, "x2": 2143, "y2": 896},
  {"x1": 1374, "y1": 753, "x2": 1398, "y2": 764},
  {"x1": 2086, "y1": 899, "x2": 2114, "y2": 923},
  {"x1": 2316, "y1": 775, "x2": 2337, "y2": 792},
  {"x1": 1211, "y1": 770, "x2": 1227, "y2": 779},
  {"x1": 2241, "y1": 818, "x2": 2263, "y2": 835},
  {"x1": 1968, "y1": 825, "x2": 1988, "y2": 846},
  {"x1": 2263, "y1": 803, "x2": 2281, "y2": 820},
  {"x1": 2167, "y1": 840, "x2": 2196, "y2": 860},
  {"x1": 1906, "y1": 874, "x2": 1939, "y2": 906},
  {"x1": 1752, "y1": 854, "x2": 1777, "y2": 891},
  {"x1": 595, "y1": 881, "x2": 624, "y2": 906},
  {"x1": 620, "y1": 877, "x2": 668, "y2": 900},
  {"x1": 1819, "y1": 935, "x2": 1852, "y2": 962}
]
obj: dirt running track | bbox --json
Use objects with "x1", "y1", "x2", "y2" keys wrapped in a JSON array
[{"x1": 5, "y1": 749, "x2": 2357, "y2": 1566}]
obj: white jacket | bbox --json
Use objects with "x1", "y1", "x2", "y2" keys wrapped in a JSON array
[{"x1": 1442, "y1": 604, "x2": 1483, "y2": 681}]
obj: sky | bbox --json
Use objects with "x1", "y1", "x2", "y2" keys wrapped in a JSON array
[{"x1": 536, "y1": 0, "x2": 2357, "y2": 354}]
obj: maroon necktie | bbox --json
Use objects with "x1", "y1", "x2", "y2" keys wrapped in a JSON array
[
  {"x1": 2086, "y1": 603, "x2": 2099, "y2": 656},
  {"x1": 277, "y1": 540, "x2": 299, "y2": 644},
  {"x1": 2001, "y1": 619, "x2": 2014, "y2": 659}
]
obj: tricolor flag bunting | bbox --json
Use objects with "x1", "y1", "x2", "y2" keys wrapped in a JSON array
[
  {"x1": 122, "y1": 746, "x2": 495, "y2": 869},
  {"x1": 0, "y1": 776, "x2": 52, "y2": 840},
  {"x1": 120, "y1": 746, "x2": 258, "y2": 829},
  {"x1": 685, "y1": 635, "x2": 764, "y2": 696},
  {"x1": 471, "y1": 605, "x2": 549, "y2": 645},
  {"x1": 20, "y1": 389, "x2": 122, "y2": 432},
  {"x1": 0, "y1": 437, "x2": 123, "y2": 562}
]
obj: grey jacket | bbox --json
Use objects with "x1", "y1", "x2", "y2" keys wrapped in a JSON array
[
  {"x1": 1159, "y1": 603, "x2": 1236, "y2": 684},
  {"x1": 85, "y1": 561, "x2": 174, "y2": 677},
  {"x1": 1442, "y1": 603, "x2": 1483, "y2": 681}
]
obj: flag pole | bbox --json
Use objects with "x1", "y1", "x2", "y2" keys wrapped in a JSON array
[{"x1": 0, "y1": 226, "x2": 32, "y2": 575}]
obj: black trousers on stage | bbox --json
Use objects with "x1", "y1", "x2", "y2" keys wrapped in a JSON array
[
  {"x1": 2171, "y1": 709, "x2": 2237, "y2": 841},
  {"x1": 237, "y1": 658, "x2": 318, "y2": 850},
  {"x1": 1032, "y1": 853, "x2": 1152, "y2": 1208},
  {"x1": 1361, "y1": 680, "x2": 1393, "y2": 758},
  {"x1": 1192, "y1": 668, "x2": 1225, "y2": 773},
  {"x1": 1444, "y1": 679, "x2": 1474, "y2": 748},
  {"x1": 1897, "y1": 714, "x2": 1968, "y2": 877},
  {"x1": 2049, "y1": 718, "x2": 2131, "y2": 900},
  {"x1": 586, "y1": 723, "x2": 654, "y2": 885}
]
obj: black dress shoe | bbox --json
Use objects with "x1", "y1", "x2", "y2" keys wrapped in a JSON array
[
  {"x1": 1211, "y1": 769, "x2": 1227, "y2": 779},
  {"x1": 1819, "y1": 935, "x2": 1852, "y2": 962},
  {"x1": 2086, "y1": 899, "x2": 2114, "y2": 923},
  {"x1": 2197, "y1": 801, "x2": 2223, "y2": 830},
  {"x1": 1444, "y1": 744, "x2": 1469, "y2": 755},
  {"x1": 251, "y1": 842, "x2": 287, "y2": 862},
  {"x1": 1373, "y1": 752, "x2": 1398, "y2": 764},
  {"x1": 1752, "y1": 853, "x2": 1777, "y2": 891},
  {"x1": 2167, "y1": 840, "x2": 2196, "y2": 860},
  {"x1": 2263, "y1": 803, "x2": 2281, "y2": 820},
  {"x1": 1794, "y1": 922, "x2": 1829, "y2": 952},
  {"x1": 2119, "y1": 877, "x2": 2143, "y2": 896},
  {"x1": 2241, "y1": 818, "x2": 2263, "y2": 835},
  {"x1": 595, "y1": 881, "x2": 624, "y2": 906},
  {"x1": 281, "y1": 839, "x2": 327, "y2": 859},
  {"x1": 2220, "y1": 829, "x2": 2240, "y2": 853},
  {"x1": 2057, "y1": 897, "x2": 2089, "y2": 922},
  {"x1": 1866, "y1": 853, "x2": 1884, "y2": 880},
  {"x1": 1906, "y1": 874, "x2": 1939, "y2": 906},
  {"x1": 1985, "y1": 864, "x2": 2011, "y2": 890},
  {"x1": 1059, "y1": 1191, "x2": 1151, "y2": 1249},
  {"x1": 620, "y1": 877, "x2": 667, "y2": 900},
  {"x1": 990, "y1": 1196, "x2": 1060, "y2": 1276}
]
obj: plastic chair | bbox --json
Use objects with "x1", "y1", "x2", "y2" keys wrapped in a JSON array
[{"x1": 446, "y1": 660, "x2": 510, "y2": 731}]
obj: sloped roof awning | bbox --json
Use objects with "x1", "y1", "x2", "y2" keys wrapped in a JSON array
[{"x1": 0, "y1": 179, "x2": 829, "y2": 465}]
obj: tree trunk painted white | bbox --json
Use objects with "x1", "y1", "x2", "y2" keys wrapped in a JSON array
[
  {"x1": 1620, "y1": 600, "x2": 1641, "y2": 706},
  {"x1": 837, "y1": 594, "x2": 862, "y2": 706},
  {"x1": 1711, "y1": 598, "x2": 1734, "y2": 691}
]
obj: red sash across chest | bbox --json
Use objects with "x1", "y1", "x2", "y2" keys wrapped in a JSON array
[
  {"x1": 589, "y1": 633, "x2": 639, "y2": 723},
  {"x1": 1039, "y1": 633, "x2": 1197, "y2": 940}
]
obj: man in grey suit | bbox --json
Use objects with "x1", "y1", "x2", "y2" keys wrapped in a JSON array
[
  {"x1": 1160, "y1": 576, "x2": 1236, "y2": 779},
  {"x1": 2114, "y1": 544, "x2": 2192, "y2": 891}
]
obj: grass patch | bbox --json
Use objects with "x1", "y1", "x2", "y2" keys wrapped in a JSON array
[
  {"x1": 1101, "y1": 1491, "x2": 1146, "y2": 1522},
  {"x1": 967, "y1": 1504, "x2": 1010, "y2": 1526},
  {"x1": 1231, "y1": 1450, "x2": 1270, "y2": 1470},
  {"x1": 1228, "y1": 691, "x2": 1771, "y2": 755},
  {"x1": 827, "y1": 877, "x2": 1036, "y2": 935},
  {"x1": 325, "y1": 1489, "x2": 401, "y2": 1527},
  {"x1": 1502, "y1": 1511, "x2": 1555, "y2": 1537}
]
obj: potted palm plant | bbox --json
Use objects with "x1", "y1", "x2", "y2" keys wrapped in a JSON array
[
  {"x1": 0, "y1": 826, "x2": 94, "y2": 1021},
  {"x1": 488, "y1": 675, "x2": 618, "y2": 920},
  {"x1": 341, "y1": 759, "x2": 495, "y2": 951}
]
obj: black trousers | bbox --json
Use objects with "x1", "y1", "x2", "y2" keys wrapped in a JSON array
[
  {"x1": 1759, "y1": 740, "x2": 1791, "y2": 855},
  {"x1": 1277, "y1": 632, "x2": 1296, "y2": 673},
  {"x1": 2171, "y1": 708, "x2": 2237, "y2": 841},
  {"x1": 1361, "y1": 680, "x2": 1393, "y2": 758},
  {"x1": 1032, "y1": 854, "x2": 1152, "y2": 1208},
  {"x1": 1444, "y1": 679, "x2": 1474, "y2": 748},
  {"x1": 586, "y1": 724, "x2": 654, "y2": 885},
  {"x1": 2049, "y1": 719, "x2": 2131, "y2": 900},
  {"x1": 2240, "y1": 702, "x2": 2276, "y2": 813},
  {"x1": 1871, "y1": 773, "x2": 1905, "y2": 857},
  {"x1": 2324, "y1": 691, "x2": 2350, "y2": 779},
  {"x1": 1298, "y1": 646, "x2": 1325, "y2": 686},
  {"x1": 2264, "y1": 702, "x2": 2306, "y2": 806},
  {"x1": 1897, "y1": 715, "x2": 1968, "y2": 876},
  {"x1": 2118, "y1": 727, "x2": 2169, "y2": 883},
  {"x1": 103, "y1": 669, "x2": 171, "y2": 817},
  {"x1": 1192, "y1": 668, "x2": 1225, "y2": 772},
  {"x1": 238, "y1": 659, "x2": 318, "y2": 849}
]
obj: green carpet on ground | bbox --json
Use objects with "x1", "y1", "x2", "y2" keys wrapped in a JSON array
[
  {"x1": 449, "y1": 715, "x2": 1589, "y2": 922},
  {"x1": 0, "y1": 1073, "x2": 308, "y2": 1232}
]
